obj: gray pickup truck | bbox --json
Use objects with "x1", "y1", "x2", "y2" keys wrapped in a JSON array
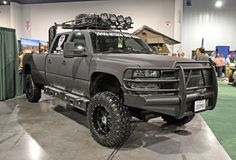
[{"x1": 23, "y1": 14, "x2": 218, "y2": 147}]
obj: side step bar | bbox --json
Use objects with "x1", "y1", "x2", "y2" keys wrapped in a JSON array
[{"x1": 44, "y1": 86, "x2": 89, "y2": 111}]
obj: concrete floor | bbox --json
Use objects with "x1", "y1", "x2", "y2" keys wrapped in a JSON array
[{"x1": 0, "y1": 95, "x2": 231, "y2": 160}]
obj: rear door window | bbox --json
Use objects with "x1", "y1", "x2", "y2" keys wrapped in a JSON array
[{"x1": 52, "y1": 34, "x2": 68, "y2": 54}]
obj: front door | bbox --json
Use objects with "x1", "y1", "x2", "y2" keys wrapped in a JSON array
[{"x1": 61, "y1": 32, "x2": 90, "y2": 96}]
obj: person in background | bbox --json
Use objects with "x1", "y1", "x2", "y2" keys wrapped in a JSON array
[
  {"x1": 193, "y1": 48, "x2": 208, "y2": 61},
  {"x1": 209, "y1": 52, "x2": 216, "y2": 65},
  {"x1": 178, "y1": 52, "x2": 181, "y2": 57},
  {"x1": 226, "y1": 54, "x2": 231, "y2": 66},
  {"x1": 215, "y1": 53, "x2": 223, "y2": 77},
  {"x1": 204, "y1": 52, "x2": 209, "y2": 58},
  {"x1": 177, "y1": 52, "x2": 185, "y2": 58},
  {"x1": 172, "y1": 53, "x2": 177, "y2": 57},
  {"x1": 225, "y1": 54, "x2": 232, "y2": 77},
  {"x1": 19, "y1": 52, "x2": 26, "y2": 73},
  {"x1": 221, "y1": 54, "x2": 226, "y2": 77}
]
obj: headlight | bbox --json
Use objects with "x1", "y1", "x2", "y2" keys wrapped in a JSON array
[
  {"x1": 124, "y1": 69, "x2": 177, "y2": 93},
  {"x1": 132, "y1": 70, "x2": 161, "y2": 78}
]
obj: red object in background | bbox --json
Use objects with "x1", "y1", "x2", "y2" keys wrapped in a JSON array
[
  {"x1": 164, "y1": 21, "x2": 171, "y2": 27},
  {"x1": 25, "y1": 20, "x2": 31, "y2": 30}
]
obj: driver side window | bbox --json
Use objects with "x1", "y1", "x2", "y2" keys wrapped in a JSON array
[{"x1": 71, "y1": 32, "x2": 86, "y2": 49}]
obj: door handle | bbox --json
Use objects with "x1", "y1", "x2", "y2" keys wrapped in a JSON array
[
  {"x1": 48, "y1": 59, "x2": 52, "y2": 64},
  {"x1": 62, "y1": 60, "x2": 66, "y2": 65}
]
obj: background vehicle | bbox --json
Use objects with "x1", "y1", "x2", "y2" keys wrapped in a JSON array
[{"x1": 23, "y1": 14, "x2": 218, "y2": 147}]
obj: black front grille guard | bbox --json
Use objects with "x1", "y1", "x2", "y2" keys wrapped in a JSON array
[
  {"x1": 175, "y1": 61, "x2": 218, "y2": 117},
  {"x1": 123, "y1": 61, "x2": 218, "y2": 118}
]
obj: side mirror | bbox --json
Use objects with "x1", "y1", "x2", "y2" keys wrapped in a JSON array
[{"x1": 64, "y1": 42, "x2": 87, "y2": 58}]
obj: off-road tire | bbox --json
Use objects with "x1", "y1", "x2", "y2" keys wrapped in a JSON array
[
  {"x1": 24, "y1": 74, "x2": 41, "y2": 103},
  {"x1": 162, "y1": 114, "x2": 195, "y2": 126},
  {"x1": 87, "y1": 92, "x2": 131, "y2": 148}
]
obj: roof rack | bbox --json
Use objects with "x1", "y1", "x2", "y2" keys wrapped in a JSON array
[
  {"x1": 56, "y1": 13, "x2": 133, "y2": 30},
  {"x1": 48, "y1": 13, "x2": 133, "y2": 47}
]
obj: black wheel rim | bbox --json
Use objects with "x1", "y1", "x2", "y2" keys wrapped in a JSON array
[{"x1": 93, "y1": 105, "x2": 112, "y2": 137}]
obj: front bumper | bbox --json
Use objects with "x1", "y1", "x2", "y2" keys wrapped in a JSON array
[
  {"x1": 124, "y1": 91, "x2": 215, "y2": 118},
  {"x1": 123, "y1": 62, "x2": 218, "y2": 119}
]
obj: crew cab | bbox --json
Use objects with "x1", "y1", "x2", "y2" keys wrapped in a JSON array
[{"x1": 23, "y1": 14, "x2": 218, "y2": 147}]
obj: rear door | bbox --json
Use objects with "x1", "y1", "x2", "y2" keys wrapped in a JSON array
[{"x1": 45, "y1": 33, "x2": 69, "y2": 90}]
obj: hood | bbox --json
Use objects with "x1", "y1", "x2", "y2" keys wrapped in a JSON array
[{"x1": 97, "y1": 54, "x2": 195, "y2": 68}]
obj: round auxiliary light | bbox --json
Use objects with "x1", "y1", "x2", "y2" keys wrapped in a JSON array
[
  {"x1": 109, "y1": 14, "x2": 117, "y2": 23},
  {"x1": 125, "y1": 16, "x2": 133, "y2": 25},
  {"x1": 117, "y1": 15, "x2": 125, "y2": 23},
  {"x1": 100, "y1": 13, "x2": 109, "y2": 21}
]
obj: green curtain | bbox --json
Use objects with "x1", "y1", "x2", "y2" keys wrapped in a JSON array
[{"x1": 0, "y1": 27, "x2": 23, "y2": 101}]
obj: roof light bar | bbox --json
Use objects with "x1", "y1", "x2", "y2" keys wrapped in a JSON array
[{"x1": 53, "y1": 13, "x2": 133, "y2": 30}]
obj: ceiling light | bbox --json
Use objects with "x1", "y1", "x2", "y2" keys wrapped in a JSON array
[
  {"x1": 215, "y1": 0, "x2": 223, "y2": 8},
  {"x1": 2, "y1": 1, "x2": 8, "y2": 5}
]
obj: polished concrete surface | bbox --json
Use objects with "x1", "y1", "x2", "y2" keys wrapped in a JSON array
[{"x1": 0, "y1": 95, "x2": 231, "y2": 160}]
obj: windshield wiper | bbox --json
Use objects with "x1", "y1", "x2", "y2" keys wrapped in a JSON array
[
  {"x1": 129, "y1": 50, "x2": 151, "y2": 54},
  {"x1": 102, "y1": 50, "x2": 127, "y2": 54}
]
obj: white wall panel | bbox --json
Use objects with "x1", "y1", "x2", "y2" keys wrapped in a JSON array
[
  {"x1": 182, "y1": 0, "x2": 236, "y2": 57},
  {"x1": 10, "y1": 2, "x2": 23, "y2": 39},
  {"x1": 18, "y1": 0, "x2": 176, "y2": 41},
  {"x1": 174, "y1": 0, "x2": 183, "y2": 52},
  {"x1": 0, "y1": 6, "x2": 10, "y2": 28}
]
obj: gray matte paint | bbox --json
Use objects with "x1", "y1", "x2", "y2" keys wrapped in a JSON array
[{"x1": 23, "y1": 30, "x2": 217, "y2": 116}]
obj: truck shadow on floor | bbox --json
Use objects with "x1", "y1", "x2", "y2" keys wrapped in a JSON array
[
  {"x1": 2, "y1": 96, "x2": 217, "y2": 156},
  {"x1": 53, "y1": 104, "x2": 88, "y2": 128},
  {"x1": 52, "y1": 104, "x2": 197, "y2": 154},
  {"x1": 121, "y1": 121, "x2": 193, "y2": 154}
]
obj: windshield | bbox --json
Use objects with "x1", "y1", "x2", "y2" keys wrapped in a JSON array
[{"x1": 90, "y1": 31, "x2": 153, "y2": 54}]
